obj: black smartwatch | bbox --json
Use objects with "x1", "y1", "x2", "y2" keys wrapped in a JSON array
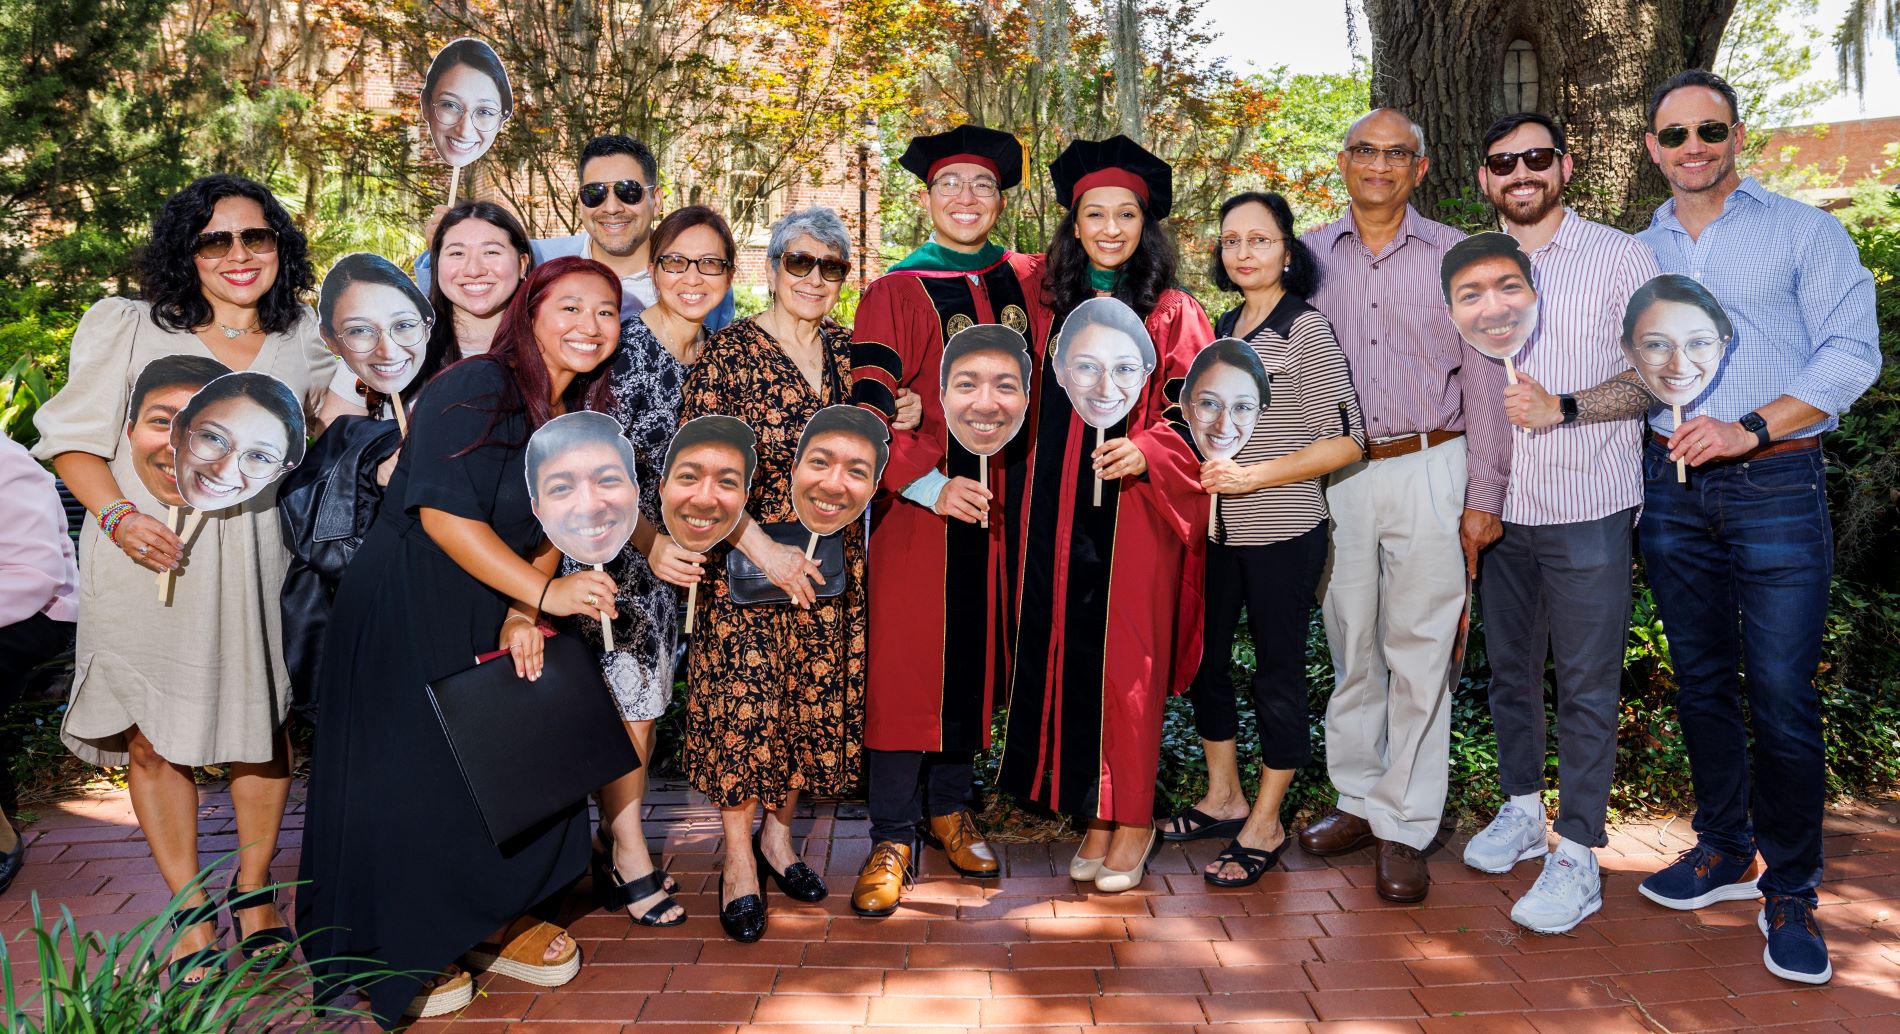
[
  {"x1": 1558, "y1": 394, "x2": 1579, "y2": 424},
  {"x1": 1740, "y1": 410, "x2": 1770, "y2": 448}
]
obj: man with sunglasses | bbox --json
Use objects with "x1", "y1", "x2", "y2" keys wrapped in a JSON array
[
  {"x1": 846, "y1": 124, "x2": 1050, "y2": 918},
  {"x1": 1292, "y1": 108, "x2": 1512, "y2": 906},
  {"x1": 1456, "y1": 113, "x2": 1658, "y2": 936},
  {"x1": 415, "y1": 135, "x2": 734, "y2": 330},
  {"x1": 1505, "y1": 69, "x2": 1879, "y2": 985}
]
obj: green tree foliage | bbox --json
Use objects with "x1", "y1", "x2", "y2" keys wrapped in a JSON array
[{"x1": 1717, "y1": 0, "x2": 1839, "y2": 133}]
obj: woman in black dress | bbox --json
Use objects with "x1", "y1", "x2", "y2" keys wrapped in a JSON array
[{"x1": 297, "y1": 256, "x2": 624, "y2": 1027}]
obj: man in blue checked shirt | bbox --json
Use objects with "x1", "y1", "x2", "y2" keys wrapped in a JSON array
[{"x1": 1505, "y1": 69, "x2": 1879, "y2": 987}]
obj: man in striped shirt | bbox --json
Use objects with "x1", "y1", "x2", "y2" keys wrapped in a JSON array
[
  {"x1": 1456, "y1": 112, "x2": 1658, "y2": 937},
  {"x1": 1507, "y1": 70, "x2": 1880, "y2": 984}
]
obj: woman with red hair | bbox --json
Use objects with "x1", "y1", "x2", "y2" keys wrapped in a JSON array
[{"x1": 298, "y1": 256, "x2": 625, "y2": 1027}]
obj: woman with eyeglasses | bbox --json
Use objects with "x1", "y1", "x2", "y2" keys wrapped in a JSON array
[
  {"x1": 677, "y1": 207, "x2": 866, "y2": 943},
  {"x1": 1167, "y1": 191, "x2": 1366, "y2": 888},
  {"x1": 995, "y1": 137, "x2": 1213, "y2": 895},
  {"x1": 316, "y1": 252, "x2": 435, "y2": 425},
  {"x1": 568, "y1": 205, "x2": 736, "y2": 931},
  {"x1": 421, "y1": 37, "x2": 512, "y2": 171},
  {"x1": 31, "y1": 173, "x2": 336, "y2": 986}
]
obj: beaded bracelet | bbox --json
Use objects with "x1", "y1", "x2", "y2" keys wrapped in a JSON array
[{"x1": 97, "y1": 500, "x2": 137, "y2": 543}]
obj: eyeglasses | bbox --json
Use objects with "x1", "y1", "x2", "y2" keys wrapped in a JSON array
[
  {"x1": 192, "y1": 227, "x2": 279, "y2": 259},
  {"x1": 579, "y1": 180, "x2": 653, "y2": 208},
  {"x1": 335, "y1": 316, "x2": 432, "y2": 354},
  {"x1": 185, "y1": 426, "x2": 290, "y2": 479},
  {"x1": 780, "y1": 251, "x2": 849, "y2": 283},
  {"x1": 1629, "y1": 336, "x2": 1726, "y2": 367},
  {"x1": 928, "y1": 174, "x2": 1000, "y2": 199},
  {"x1": 1217, "y1": 234, "x2": 1287, "y2": 252},
  {"x1": 1190, "y1": 398, "x2": 1260, "y2": 423},
  {"x1": 1483, "y1": 147, "x2": 1564, "y2": 177},
  {"x1": 1344, "y1": 144, "x2": 1419, "y2": 167},
  {"x1": 429, "y1": 97, "x2": 505, "y2": 133},
  {"x1": 1653, "y1": 120, "x2": 1738, "y2": 149},
  {"x1": 1064, "y1": 359, "x2": 1149, "y2": 390},
  {"x1": 656, "y1": 254, "x2": 735, "y2": 276}
]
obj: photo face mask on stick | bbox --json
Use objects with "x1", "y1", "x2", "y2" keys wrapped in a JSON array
[
  {"x1": 791, "y1": 405, "x2": 890, "y2": 539},
  {"x1": 661, "y1": 416, "x2": 757, "y2": 553},
  {"x1": 127, "y1": 355, "x2": 232, "y2": 508},
  {"x1": 940, "y1": 325, "x2": 1032, "y2": 457},
  {"x1": 1052, "y1": 296, "x2": 1156, "y2": 430},
  {"x1": 1183, "y1": 339, "x2": 1271, "y2": 462},
  {"x1": 1621, "y1": 273, "x2": 1733, "y2": 409},
  {"x1": 320, "y1": 253, "x2": 434, "y2": 400},
  {"x1": 423, "y1": 38, "x2": 511, "y2": 170},
  {"x1": 169, "y1": 372, "x2": 306, "y2": 512},
  {"x1": 1442, "y1": 231, "x2": 1539, "y2": 375},
  {"x1": 526, "y1": 412, "x2": 639, "y2": 567}
]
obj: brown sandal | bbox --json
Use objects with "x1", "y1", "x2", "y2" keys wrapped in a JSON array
[
  {"x1": 407, "y1": 965, "x2": 473, "y2": 1018},
  {"x1": 462, "y1": 917, "x2": 580, "y2": 988}
]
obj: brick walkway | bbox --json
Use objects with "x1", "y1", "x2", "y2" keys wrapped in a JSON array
[{"x1": 5, "y1": 782, "x2": 1900, "y2": 1032}]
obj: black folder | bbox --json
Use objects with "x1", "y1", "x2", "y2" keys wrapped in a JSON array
[{"x1": 424, "y1": 632, "x2": 640, "y2": 845}]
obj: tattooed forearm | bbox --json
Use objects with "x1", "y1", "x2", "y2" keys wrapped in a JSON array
[{"x1": 1576, "y1": 368, "x2": 1656, "y2": 424}]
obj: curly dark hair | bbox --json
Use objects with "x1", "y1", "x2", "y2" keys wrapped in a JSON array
[
  {"x1": 1041, "y1": 199, "x2": 1178, "y2": 321},
  {"x1": 139, "y1": 174, "x2": 314, "y2": 336},
  {"x1": 1208, "y1": 191, "x2": 1323, "y2": 299}
]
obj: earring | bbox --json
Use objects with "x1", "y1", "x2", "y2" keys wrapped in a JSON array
[{"x1": 1284, "y1": 264, "x2": 1291, "y2": 271}]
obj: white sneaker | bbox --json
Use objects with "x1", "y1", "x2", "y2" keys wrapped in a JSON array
[
  {"x1": 1462, "y1": 803, "x2": 1548, "y2": 873},
  {"x1": 1511, "y1": 852, "x2": 1603, "y2": 935}
]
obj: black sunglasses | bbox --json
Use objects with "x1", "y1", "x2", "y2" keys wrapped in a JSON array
[
  {"x1": 192, "y1": 227, "x2": 279, "y2": 259},
  {"x1": 781, "y1": 251, "x2": 849, "y2": 283},
  {"x1": 579, "y1": 180, "x2": 652, "y2": 208},
  {"x1": 1483, "y1": 147, "x2": 1564, "y2": 177},
  {"x1": 1654, "y1": 120, "x2": 1737, "y2": 149}
]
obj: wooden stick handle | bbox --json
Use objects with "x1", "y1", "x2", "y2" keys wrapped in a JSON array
[
  {"x1": 156, "y1": 505, "x2": 180, "y2": 604},
  {"x1": 978, "y1": 454, "x2": 989, "y2": 530},
  {"x1": 1503, "y1": 355, "x2": 1518, "y2": 386},
  {"x1": 593, "y1": 563, "x2": 613, "y2": 651},
  {"x1": 685, "y1": 582, "x2": 697, "y2": 634},
  {"x1": 805, "y1": 532, "x2": 819, "y2": 560},
  {"x1": 1093, "y1": 426, "x2": 1104, "y2": 507},
  {"x1": 447, "y1": 165, "x2": 461, "y2": 205},
  {"x1": 393, "y1": 393, "x2": 409, "y2": 437},
  {"x1": 1673, "y1": 404, "x2": 1686, "y2": 483}
]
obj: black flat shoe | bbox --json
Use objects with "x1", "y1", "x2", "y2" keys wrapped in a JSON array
[
  {"x1": 593, "y1": 852, "x2": 687, "y2": 927},
  {"x1": 1202, "y1": 836, "x2": 1289, "y2": 888},
  {"x1": 227, "y1": 885, "x2": 294, "y2": 970},
  {"x1": 0, "y1": 820, "x2": 23, "y2": 898},
  {"x1": 718, "y1": 873, "x2": 767, "y2": 943},
  {"x1": 753, "y1": 834, "x2": 828, "y2": 902}
]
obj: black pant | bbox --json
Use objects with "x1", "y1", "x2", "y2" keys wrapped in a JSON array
[
  {"x1": 1190, "y1": 525, "x2": 1327, "y2": 770},
  {"x1": 0, "y1": 612, "x2": 75, "y2": 810},
  {"x1": 866, "y1": 748, "x2": 975, "y2": 844}
]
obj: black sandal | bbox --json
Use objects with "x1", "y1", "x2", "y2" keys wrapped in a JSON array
[
  {"x1": 595, "y1": 827, "x2": 679, "y2": 895},
  {"x1": 1203, "y1": 837, "x2": 1288, "y2": 888},
  {"x1": 1161, "y1": 806, "x2": 1246, "y2": 843},
  {"x1": 753, "y1": 834, "x2": 828, "y2": 903},
  {"x1": 593, "y1": 852, "x2": 687, "y2": 927},
  {"x1": 165, "y1": 899, "x2": 225, "y2": 987},
  {"x1": 228, "y1": 886, "x2": 295, "y2": 969}
]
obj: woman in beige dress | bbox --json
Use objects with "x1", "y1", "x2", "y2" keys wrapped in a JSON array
[{"x1": 33, "y1": 174, "x2": 335, "y2": 984}]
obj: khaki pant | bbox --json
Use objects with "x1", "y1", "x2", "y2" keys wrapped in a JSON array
[{"x1": 1318, "y1": 436, "x2": 1467, "y2": 850}]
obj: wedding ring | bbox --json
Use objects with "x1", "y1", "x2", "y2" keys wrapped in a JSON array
[
  {"x1": 138, "y1": 545, "x2": 149, "y2": 556},
  {"x1": 585, "y1": 593, "x2": 599, "y2": 606}
]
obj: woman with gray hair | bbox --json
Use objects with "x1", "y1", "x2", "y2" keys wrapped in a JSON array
[{"x1": 677, "y1": 206, "x2": 868, "y2": 943}]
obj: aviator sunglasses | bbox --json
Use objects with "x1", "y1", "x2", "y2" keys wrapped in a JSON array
[
  {"x1": 579, "y1": 180, "x2": 653, "y2": 208},
  {"x1": 1654, "y1": 120, "x2": 1738, "y2": 149},
  {"x1": 1483, "y1": 147, "x2": 1564, "y2": 177},
  {"x1": 192, "y1": 227, "x2": 280, "y2": 259},
  {"x1": 781, "y1": 251, "x2": 849, "y2": 283}
]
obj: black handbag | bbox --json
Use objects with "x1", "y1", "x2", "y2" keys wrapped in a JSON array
[
  {"x1": 725, "y1": 521, "x2": 847, "y2": 606},
  {"x1": 423, "y1": 632, "x2": 641, "y2": 845}
]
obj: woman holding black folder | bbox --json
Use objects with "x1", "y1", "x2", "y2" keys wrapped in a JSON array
[{"x1": 297, "y1": 256, "x2": 624, "y2": 1026}]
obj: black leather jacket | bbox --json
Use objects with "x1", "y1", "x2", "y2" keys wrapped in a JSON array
[{"x1": 278, "y1": 415, "x2": 402, "y2": 720}]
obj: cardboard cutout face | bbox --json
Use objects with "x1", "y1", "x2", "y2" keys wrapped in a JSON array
[
  {"x1": 1621, "y1": 274, "x2": 1733, "y2": 407},
  {"x1": 940, "y1": 324, "x2": 1032, "y2": 457},
  {"x1": 423, "y1": 38, "x2": 511, "y2": 170},
  {"x1": 791, "y1": 405, "x2": 890, "y2": 538},
  {"x1": 128, "y1": 356, "x2": 232, "y2": 507},
  {"x1": 320, "y1": 253, "x2": 434, "y2": 397},
  {"x1": 661, "y1": 416, "x2": 757, "y2": 553},
  {"x1": 1183, "y1": 339, "x2": 1271, "y2": 461},
  {"x1": 1443, "y1": 232, "x2": 1539, "y2": 361},
  {"x1": 526, "y1": 412, "x2": 638, "y2": 567},
  {"x1": 1053, "y1": 296, "x2": 1156, "y2": 429},
  {"x1": 169, "y1": 372, "x2": 306, "y2": 511}
]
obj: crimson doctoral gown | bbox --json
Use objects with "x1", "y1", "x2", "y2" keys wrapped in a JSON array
[{"x1": 996, "y1": 286, "x2": 1212, "y2": 824}]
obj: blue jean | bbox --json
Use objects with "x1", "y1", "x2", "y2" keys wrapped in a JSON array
[{"x1": 1638, "y1": 439, "x2": 1831, "y2": 902}]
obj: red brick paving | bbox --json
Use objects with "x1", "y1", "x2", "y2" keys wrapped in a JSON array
[{"x1": 5, "y1": 784, "x2": 1900, "y2": 1031}]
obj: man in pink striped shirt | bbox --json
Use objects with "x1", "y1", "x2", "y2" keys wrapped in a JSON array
[{"x1": 1456, "y1": 112, "x2": 1658, "y2": 935}]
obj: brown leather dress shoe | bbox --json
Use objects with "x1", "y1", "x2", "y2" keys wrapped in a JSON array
[
  {"x1": 922, "y1": 810, "x2": 1001, "y2": 878},
  {"x1": 850, "y1": 841, "x2": 913, "y2": 918},
  {"x1": 1298, "y1": 808, "x2": 1376, "y2": 857},
  {"x1": 1376, "y1": 839, "x2": 1430, "y2": 903}
]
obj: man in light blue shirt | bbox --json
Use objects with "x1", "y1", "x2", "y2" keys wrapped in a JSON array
[
  {"x1": 1506, "y1": 69, "x2": 1879, "y2": 987},
  {"x1": 416, "y1": 134, "x2": 735, "y2": 330}
]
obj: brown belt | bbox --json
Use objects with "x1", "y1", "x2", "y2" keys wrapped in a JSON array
[
  {"x1": 1649, "y1": 431, "x2": 1818, "y2": 466},
  {"x1": 1366, "y1": 429, "x2": 1463, "y2": 461}
]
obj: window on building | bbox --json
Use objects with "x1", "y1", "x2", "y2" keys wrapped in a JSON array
[
  {"x1": 1503, "y1": 39, "x2": 1539, "y2": 112},
  {"x1": 728, "y1": 170, "x2": 772, "y2": 234}
]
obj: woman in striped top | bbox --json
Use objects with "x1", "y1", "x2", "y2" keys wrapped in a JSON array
[{"x1": 1164, "y1": 191, "x2": 1367, "y2": 887}]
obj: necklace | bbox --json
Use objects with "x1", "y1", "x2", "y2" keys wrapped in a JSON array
[{"x1": 217, "y1": 320, "x2": 259, "y2": 339}]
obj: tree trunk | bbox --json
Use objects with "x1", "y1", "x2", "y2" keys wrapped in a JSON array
[
  {"x1": 1363, "y1": 0, "x2": 1736, "y2": 230},
  {"x1": 1114, "y1": 0, "x2": 1141, "y2": 140}
]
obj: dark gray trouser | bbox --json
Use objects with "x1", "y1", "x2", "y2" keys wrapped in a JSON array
[{"x1": 1477, "y1": 508, "x2": 1634, "y2": 848}]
